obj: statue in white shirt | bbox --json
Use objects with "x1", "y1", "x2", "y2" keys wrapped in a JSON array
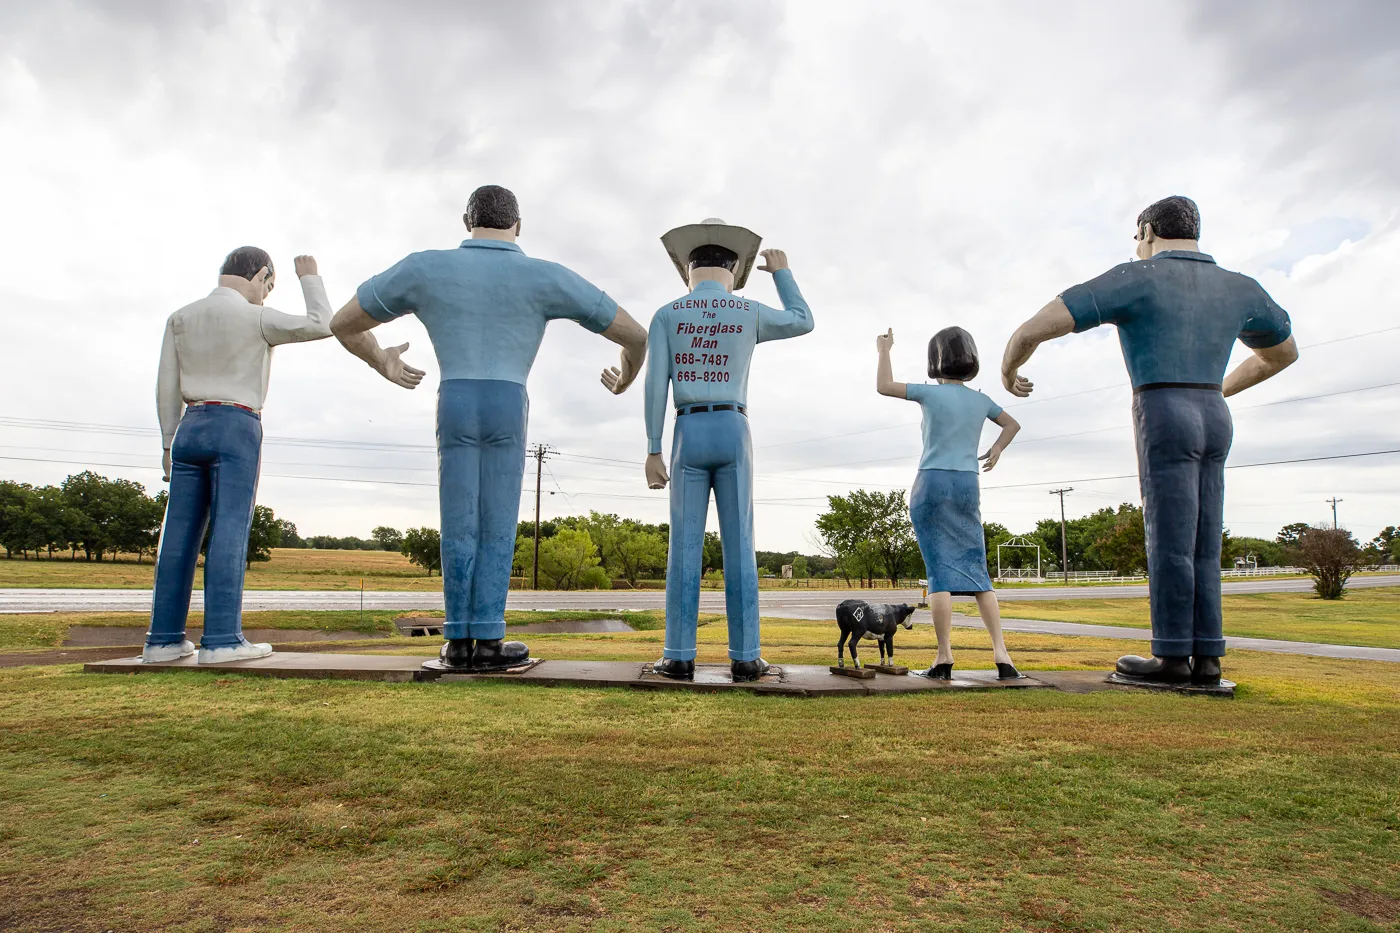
[{"x1": 147, "y1": 248, "x2": 332, "y2": 664}]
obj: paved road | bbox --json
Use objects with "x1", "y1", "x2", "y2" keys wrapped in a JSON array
[{"x1": 2, "y1": 576, "x2": 1396, "y2": 615}]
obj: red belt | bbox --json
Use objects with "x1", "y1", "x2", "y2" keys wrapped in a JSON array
[{"x1": 188, "y1": 400, "x2": 260, "y2": 415}]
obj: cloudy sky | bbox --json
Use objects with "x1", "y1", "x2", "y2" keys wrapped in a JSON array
[{"x1": 2, "y1": 0, "x2": 1397, "y2": 553}]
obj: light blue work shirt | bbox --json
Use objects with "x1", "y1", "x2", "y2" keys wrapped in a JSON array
[
  {"x1": 643, "y1": 270, "x2": 813, "y2": 454},
  {"x1": 904, "y1": 383, "x2": 1003, "y2": 473},
  {"x1": 1060, "y1": 251, "x2": 1292, "y2": 389},
  {"x1": 356, "y1": 240, "x2": 618, "y2": 385}
]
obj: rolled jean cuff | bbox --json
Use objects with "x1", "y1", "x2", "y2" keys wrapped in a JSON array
[
  {"x1": 200, "y1": 632, "x2": 247, "y2": 649},
  {"x1": 728, "y1": 647, "x2": 762, "y2": 662},
  {"x1": 144, "y1": 630, "x2": 186, "y2": 647},
  {"x1": 1193, "y1": 638, "x2": 1227, "y2": 658},
  {"x1": 1150, "y1": 637, "x2": 1194, "y2": 658},
  {"x1": 663, "y1": 646, "x2": 698, "y2": 661},
  {"x1": 467, "y1": 620, "x2": 507, "y2": 641}
]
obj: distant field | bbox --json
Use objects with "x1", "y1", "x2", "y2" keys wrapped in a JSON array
[{"x1": 983, "y1": 587, "x2": 1400, "y2": 649}]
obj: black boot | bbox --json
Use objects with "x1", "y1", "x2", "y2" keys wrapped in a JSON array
[
  {"x1": 1116, "y1": 654, "x2": 1191, "y2": 683},
  {"x1": 468, "y1": 638, "x2": 531, "y2": 671},
  {"x1": 655, "y1": 657, "x2": 695, "y2": 680},
  {"x1": 731, "y1": 658, "x2": 770, "y2": 682},
  {"x1": 996, "y1": 662, "x2": 1022, "y2": 680},
  {"x1": 925, "y1": 662, "x2": 953, "y2": 680},
  {"x1": 1191, "y1": 655, "x2": 1222, "y2": 686},
  {"x1": 438, "y1": 638, "x2": 474, "y2": 670}
]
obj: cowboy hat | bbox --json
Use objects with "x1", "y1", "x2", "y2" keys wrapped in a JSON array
[{"x1": 660, "y1": 217, "x2": 763, "y2": 291}]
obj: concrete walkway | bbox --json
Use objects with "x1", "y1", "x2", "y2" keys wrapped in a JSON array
[{"x1": 963, "y1": 616, "x2": 1400, "y2": 663}]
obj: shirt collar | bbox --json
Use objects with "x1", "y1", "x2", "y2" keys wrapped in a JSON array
[
  {"x1": 689, "y1": 280, "x2": 730, "y2": 294},
  {"x1": 1152, "y1": 249, "x2": 1215, "y2": 264},
  {"x1": 459, "y1": 239, "x2": 523, "y2": 253},
  {"x1": 209, "y1": 286, "x2": 247, "y2": 300}
]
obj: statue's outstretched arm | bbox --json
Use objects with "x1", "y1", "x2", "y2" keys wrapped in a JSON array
[
  {"x1": 599, "y1": 306, "x2": 648, "y2": 395},
  {"x1": 329, "y1": 297, "x2": 426, "y2": 390},
  {"x1": 1000, "y1": 297, "x2": 1075, "y2": 397}
]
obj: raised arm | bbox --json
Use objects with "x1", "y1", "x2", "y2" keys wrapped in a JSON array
[
  {"x1": 643, "y1": 314, "x2": 671, "y2": 489},
  {"x1": 875, "y1": 329, "x2": 907, "y2": 399},
  {"x1": 1223, "y1": 335, "x2": 1299, "y2": 397},
  {"x1": 754, "y1": 250, "x2": 814, "y2": 342},
  {"x1": 329, "y1": 297, "x2": 426, "y2": 389},
  {"x1": 599, "y1": 307, "x2": 649, "y2": 395},
  {"x1": 1000, "y1": 297, "x2": 1075, "y2": 397},
  {"x1": 156, "y1": 315, "x2": 182, "y2": 481},
  {"x1": 979, "y1": 410, "x2": 1021, "y2": 472},
  {"x1": 259, "y1": 256, "x2": 334, "y2": 345}
]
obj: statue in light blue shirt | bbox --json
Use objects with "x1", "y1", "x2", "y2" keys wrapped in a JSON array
[
  {"x1": 642, "y1": 218, "x2": 814, "y2": 682},
  {"x1": 331, "y1": 185, "x2": 648, "y2": 673}
]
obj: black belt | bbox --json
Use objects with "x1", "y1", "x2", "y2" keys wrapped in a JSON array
[
  {"x1": 676, "y1": 403, "x2": 746, "y2": 417},
  {"x1": 1133, "y1": 382, "x2": 1222, "y2": 395}
]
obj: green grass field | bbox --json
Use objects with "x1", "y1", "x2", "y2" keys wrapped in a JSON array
[
  {"x1": 984, "y1": 588, "x2": 1400, "y2": 649},
  {"x1": 1, "y1": 619, "x2": 1398, "y2": 931}
]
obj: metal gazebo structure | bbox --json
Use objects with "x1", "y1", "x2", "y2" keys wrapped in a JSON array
[{"x1": 995, "y1": 536, "x2": 1043, "y2": 583}]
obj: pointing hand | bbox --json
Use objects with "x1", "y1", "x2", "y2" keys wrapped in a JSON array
[{"x1": 876, "y1": 328, "x2": 894, "y2": 353}]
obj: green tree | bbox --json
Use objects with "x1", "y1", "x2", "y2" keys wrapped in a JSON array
[
  {"x1": 401, "y1": 527, "x2": 442, "y2": 576},
  {"x1": 1365, "y1": 526, "x2": 1399, "y2": 566},
  {"x1": 246, "y1": 504, "x2": 283, "y2": 566},
  {"x1": 1092, "y1": 504, "x2": 1147, "y2": 575},
  {"x1": 371, "y1": 525, "x2": 403, "y2": 552},
  {"x1": 791, "y1": 555, "x2": 809, "y2": 578},
  {"x1": 580, "y1": 511, "x2": 666, "y2": 586},
  {"x1": 514, "y1": 526, "x2": 606, "y2": 590},
  {"x1": 702, "y1": 531, "x2": 724, "y2": 574},
  {"x1": 276, "y1": 519, "x2": 304, "y2": 548},
  {"x1": 815, "y1": 489, "x2": 919, "y2": 586}
]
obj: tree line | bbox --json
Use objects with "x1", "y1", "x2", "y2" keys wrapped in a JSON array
[
  {"x1": 0, "y1": 472, "x2": 287, "y2": 567},
  {"x1": 812, "y1": 488, "x2": 1400, "y2": 589}
]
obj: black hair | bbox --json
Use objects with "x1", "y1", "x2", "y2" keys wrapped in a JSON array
[
  {"x1": 688, "y1": 244, "x2": 738, "y2": 272},
  {"x1": 219, "y1": 246, "x2": 273, "y2": 281},
  {"x1": 465, "y1": 184, "x2": 520, "y2": 230},
  {"x1": 1137, "y1": 195, "x2": 1200, "y2": 241},
  {"x1": 928, "y1": 326, "x2": 980, "y2": 381}
]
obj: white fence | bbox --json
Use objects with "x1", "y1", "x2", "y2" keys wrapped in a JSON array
[{"x1": 996, "y1": 564, "x2": 1400, "y2": 585}]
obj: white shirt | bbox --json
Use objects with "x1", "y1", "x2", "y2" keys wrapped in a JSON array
[{"x1": 156, "y1": 275, "x2": 332, "y2": 448}]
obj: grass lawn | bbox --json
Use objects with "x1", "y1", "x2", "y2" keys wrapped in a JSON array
[
  {"x1": 980, "y1": 587, "x2": 1400, "y2": 650},
  {"x1": 2, "y1": 618, "x2": 1400, "y2": 931}
]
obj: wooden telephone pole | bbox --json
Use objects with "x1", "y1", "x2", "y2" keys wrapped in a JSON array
[
  {"x1": 1049, "y1": 487, "x2": 1074, "y2": 584},
  {"x1": 529, "y1": 444, "x2": 553, "y2": 589},
  {"x1": 1326, "y1": 497, "x2": 1343, "y2": 530}
]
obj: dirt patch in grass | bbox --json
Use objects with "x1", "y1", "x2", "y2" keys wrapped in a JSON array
[{"x1": 1321, "y1": 885, "x2": 1400, "y2": 923}]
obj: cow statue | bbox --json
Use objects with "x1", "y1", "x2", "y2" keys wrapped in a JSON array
[{"x1": 836, "y1": 600, "x2": 918, "y2": 669}]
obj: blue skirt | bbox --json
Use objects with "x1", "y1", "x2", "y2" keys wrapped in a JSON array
[{"x1": 910, "y1": 468, "x2": 992, "y2": 596}]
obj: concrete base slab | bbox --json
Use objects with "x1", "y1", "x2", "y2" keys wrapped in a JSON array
[
  {"x1": 1106, "y1": 671, "x2": 1237, "y2": 697},
  {"x1": 84, "y1": 653, "x2": 1185, "y2": 697}
]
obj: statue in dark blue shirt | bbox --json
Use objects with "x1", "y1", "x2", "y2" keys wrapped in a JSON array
[{"x1": 1000, "y1": 196, "x2": 1299, "y2": 686}]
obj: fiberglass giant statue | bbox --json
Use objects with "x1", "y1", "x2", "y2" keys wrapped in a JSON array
[{"x1": 1000, "y1": 196, "x2": 1298, "y2": 687}]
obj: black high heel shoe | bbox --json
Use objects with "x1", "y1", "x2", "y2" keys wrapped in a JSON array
[
  {"x1": 996, "y1": 662, "x2": 1023, "y2": 680},
  {"x1": 925, "y1": 662, "x2": 953, "y2": 680}
]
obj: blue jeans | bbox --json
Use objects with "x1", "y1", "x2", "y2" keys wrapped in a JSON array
[
  {"x1": 1133, "y1": 386, "x2": 1233, "y2": 658},
  {"x1": 663, "y1": 408, "x2": 761, "y2": 662},
  {"x1": 438, "y1": 379, "x2": 528, "y2": 641},
  {"x1": 148, "y1": 405, "x2": 262, "y2": 649}
]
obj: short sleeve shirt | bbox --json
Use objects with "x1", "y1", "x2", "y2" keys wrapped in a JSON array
[
  {"x1": 356, "y1": 240, "x2": 617, "y2": 385},
  {"x1": 1059, "y1": 251, "x2": 1291, "y2": 388},
  {"x1": 905, "y1": 383, "x2": 1003, "y2": 473}
]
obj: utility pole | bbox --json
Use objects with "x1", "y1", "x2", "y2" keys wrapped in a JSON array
[
  {"x1": 529, "y1": 444, "x2": 553, "y2": 589},
  {"x1": 1049, "y1": 488, "x2": 1074, "y2": 584},
  {"x1": 1327, "y1": 497, "x2": 1343, "y2": 530}
]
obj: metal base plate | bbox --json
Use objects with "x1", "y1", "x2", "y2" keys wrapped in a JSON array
[
  {"x1": 420, "y1": 657, "x2": 543, "y2": 676},
  {"x1": 1107, "y1": 671, "x2": 1236, "y2": 697}
]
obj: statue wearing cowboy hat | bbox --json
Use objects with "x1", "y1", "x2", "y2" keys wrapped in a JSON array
[{"x1": 634, "y1": 218, "x2": 814, "y2": 682}]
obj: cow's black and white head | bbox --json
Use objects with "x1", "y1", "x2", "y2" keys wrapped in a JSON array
[{"x1": 895, "y1": 604, "x2": 917, "y2": 629}]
